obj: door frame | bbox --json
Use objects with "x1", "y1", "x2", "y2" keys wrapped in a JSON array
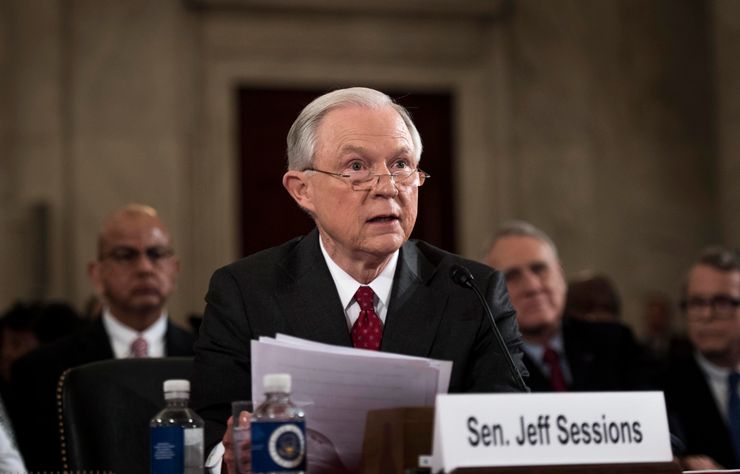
[{"x1": 189, "y1": 7, "x2": 516, "y2": 293}]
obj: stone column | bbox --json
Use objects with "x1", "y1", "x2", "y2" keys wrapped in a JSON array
[{"x1": 713, "y1": 0, "x2": 740, "y2": 246}]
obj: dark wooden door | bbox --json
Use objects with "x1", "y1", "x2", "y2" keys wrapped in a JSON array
[{"x1": 237, "y1": 86, "x2": 456, "y2": 257}]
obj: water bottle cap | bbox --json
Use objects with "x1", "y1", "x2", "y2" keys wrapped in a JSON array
[
  {"x1": 263, "y1": 373, "x2": 291, "y2": 393},
  {"x1": 163, "y1": 379, "x2": 190, "y2": 393}
]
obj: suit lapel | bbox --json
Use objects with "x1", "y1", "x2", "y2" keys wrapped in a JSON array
[
  {"x1": 562, "y1": 318, "x2": 596, "y2": 390},
  {"x1": 79, "y1": 318, "x2": 116, "y2": 362},
  {"x1": 272, "y1": 234, "x2": 448, "y2": 354},
  {"x1": 685, "y1": 356, "x2": 728, "y2": 432},
  {"x1": 381, "y1": 240, "x2": 447, "y2": 357},
  {"x1": 274, "y1": 229, "x2": 353, "y2": 347},
  {"x1": 164, "y1": 322, "x2": 195, "y2": 356},
  {"x1": 521, "y1": 352, "x2": 550, "y2": 391}
]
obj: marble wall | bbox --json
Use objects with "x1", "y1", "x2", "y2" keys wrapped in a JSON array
[
  {"x1": 0, "y1": 0, "x2": 200, "y2": 321},
  {"x1": 499, "y1": 0, "x2": 718, "y2": 330},
  {"x1": 1, "y1": 0, "x2": 66, "y2": 307},
  {"x1": 0, "y1": 0, "x2": 734, "y2": 334},
  {"x1": 714, "y1": 0, "x2": 740, "y2": 245}
]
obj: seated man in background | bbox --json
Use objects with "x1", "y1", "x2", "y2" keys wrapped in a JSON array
[
  {"x1": 484, "y1": 220, "x2": 652, "y2": 392},
  {"x1": 641, "y1": 292, "x2": 691, "y2": 364},
  {"x1": 0, "y1": 301, "x2": 82, "y2": 388},
  {"x1": 9, "y1": 203, "x2": 195, "y2": 471},
  {"x1": 663, "y1": 246, "x2": 740, "y2": 469},
  {"x1": 192, "y1": 87, "x2": 528, "y2": 473},
  {"x1": 565, "y1": 271, "x2": 621, "y2": 323},
  {"x1": 0, "y1": 299, "x2": 82, "y2": 458}
]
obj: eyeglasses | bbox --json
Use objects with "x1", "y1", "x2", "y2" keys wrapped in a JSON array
[
  {"x1": 305, "y1": 167, "x2": 430, "y2": 191},
  {"x1": 100, "y1": 246, "x2": 174, "y2": 266},
  {"x1": 680, "y1": 294, "x2": 740, "y2": 321}
]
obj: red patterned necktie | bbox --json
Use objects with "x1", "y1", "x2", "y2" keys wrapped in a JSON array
[
  {"x1": 351, "y1": 286, "x2": 383, "y2": 350},
  {"x1": 130, "y1": 336, "x2": 149, "y2": 358},
  {"x1": 543, "y1": 346, "x2": 567, "y2": 391}
]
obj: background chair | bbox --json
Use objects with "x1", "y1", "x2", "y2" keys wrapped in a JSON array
[{"x1": 58, "y1": 357, "x2": 193, "y2": 473}]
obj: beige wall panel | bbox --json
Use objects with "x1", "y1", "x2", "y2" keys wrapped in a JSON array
[
  {"x1": 502, "y1": 0, "x2": 715, "y2": 331},
  {"x1": 714, "y1": 0, "x2": 740, "y2": 246},
  {"x1": 0, "y1": 0, "x2": 67, "y2": 305},
  {"x1": 67, "y1": 0, "x2": 198, "y2": 322},
  {"x1": 0, "y1": 0, "x2": 733, "y2": 340}
]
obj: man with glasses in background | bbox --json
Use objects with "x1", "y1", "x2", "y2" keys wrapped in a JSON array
[
  {"x1": 192, "y1": 87, "x2": 528, "y2": 473},
  {"x1": 663, "y1": 246, "x2": 740, "y2": 469},
  {"x1": 9, "y1": 203, "x2": 195, "y2": 471}
]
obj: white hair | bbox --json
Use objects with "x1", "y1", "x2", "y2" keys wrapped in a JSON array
[
  {"x1": 488, "y1": 220, "x2": 560, "y2": 260},
  {"x1": 286, "y1": 87, "x2": 423, "y2": 170}
]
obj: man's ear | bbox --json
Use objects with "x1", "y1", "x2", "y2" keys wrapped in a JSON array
[
  {"x1": 283, "y1": 171, "x2": 316, "y2": 214},
  {"x1": 558, "y1": 263, "x2": 566, "y2": 278}
]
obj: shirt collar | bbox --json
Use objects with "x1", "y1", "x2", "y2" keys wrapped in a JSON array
[
  {"x1": 102, "y1": 308, "x2": 168, "y2": 351},
  {"x1": 521, "y1": 331, "x2": 565, "y2": 362},
  {"x1": 318, "y1": 236, "x2": 398, "y2": 311},
  {"x1": 694, "y1": 350, "x2": 739, "y2": 380}
]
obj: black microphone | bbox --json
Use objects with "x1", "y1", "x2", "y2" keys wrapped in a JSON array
[{"x1": 450, "y1": 264, "x2": 529, "y2": 392}]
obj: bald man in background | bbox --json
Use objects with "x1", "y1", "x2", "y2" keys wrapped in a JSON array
[{"x1": 9, "y1": 204, "x2": 195, "y2": 471}]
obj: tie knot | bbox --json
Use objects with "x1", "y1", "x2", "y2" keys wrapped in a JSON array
[
  {"x1": 355, "y1": 286, "x2": 375, "y2": 312},
  {"x1": 543, "y1": 347, "x2": 559, "y2": 364},
  {"x1": 130, "y1": 336, "x2": 148, "y2": 358},
  {"x1": 542, "y1": 346, "x2": 567, "y2": 391}
]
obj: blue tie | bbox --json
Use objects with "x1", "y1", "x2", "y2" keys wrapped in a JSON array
[{"x1": 729, "y1": 372, "x2": 740, "y2": 464}]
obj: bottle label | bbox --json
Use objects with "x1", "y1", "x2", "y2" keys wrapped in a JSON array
[
  {"x1": 184, "y1": 427, "x2": 204, "y2": 470},
  {"x1": 151, "y1": 426, "x2": 184, "y2": 473},
  {"x1": 251, "y1": 420, "x2": 306, "y2": 472}
]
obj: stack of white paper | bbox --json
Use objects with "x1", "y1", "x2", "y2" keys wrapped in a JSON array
[{"x1": 251, "y1": 334, "x2": 452, "y2": 471}]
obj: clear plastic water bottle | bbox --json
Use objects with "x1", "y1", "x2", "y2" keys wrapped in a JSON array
[
  {"x1": 251, "y1": 373, "x2": 306, "y2": 473},
  {"x1": 150, "y1": 379, "x2": 204, "y2": 474}
]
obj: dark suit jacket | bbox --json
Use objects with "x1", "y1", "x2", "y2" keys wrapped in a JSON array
[
  {"x1": 522, "y1": 316, "x2": 655, "y2": 392},
  {"x1": 9, "y1": 317, "x2": 195, "y2": 471},
  {"x1": 663, "y1": 353, "x2": 738, "y2": 468},
  {"x1": 192, "y1": 230, "x2": 528, "y2": 450}
]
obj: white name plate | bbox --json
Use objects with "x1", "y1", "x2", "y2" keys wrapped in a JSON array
[{"x1": 430, "y1": 391, "x2": 672, "y2": 472}]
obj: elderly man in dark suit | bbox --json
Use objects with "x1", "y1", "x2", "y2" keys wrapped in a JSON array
[
  {"x1": 192, "y1": 87, "x2": 528, "y2": 473},
  {"x1": 664, "y1": 246, "x2": 740, "y2": 469},
  {"x1": 484, "y1": 221, "x2": 651, "y2": 393},
  {"x1": 9, "y1": 204, "x2": 195, "y2": 471}
]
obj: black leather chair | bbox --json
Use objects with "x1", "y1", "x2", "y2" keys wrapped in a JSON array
[{"x1": 58, "y1": 357, "x2": 193, "y2": 474}]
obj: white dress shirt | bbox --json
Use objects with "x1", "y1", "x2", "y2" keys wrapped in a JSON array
[
  {"x1": 0, "y1": 422, "x2": 25, "y2": 473},
  {"x1": 521, "y1": 332, "x2": 574, "y2": 386},
  {"x1": 101, "y1": 309, "x2": 168, "y2": 358},
  {"x1": 318, "y1": 236, "x2": 398, "y2": 329},
  {"x1": 0, "y1": 398, "x2": 25, "y2": 473},
  {"x1": 694, "y1": 351, "x2": 740, "y2": 421}
]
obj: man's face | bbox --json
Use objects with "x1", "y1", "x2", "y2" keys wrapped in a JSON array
[
  {"x1": 287, "y1": 105, "x2": 418, "y2": 264},
  {"x1": 485, "y1": 235, "x2": 566, "y2": 336},
  {"x1": 89, "y1": 214, "x2": 179, "y2": 318},
  {"x1": 684, "y1": 264, "x2": 740, "y2": 361}
]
